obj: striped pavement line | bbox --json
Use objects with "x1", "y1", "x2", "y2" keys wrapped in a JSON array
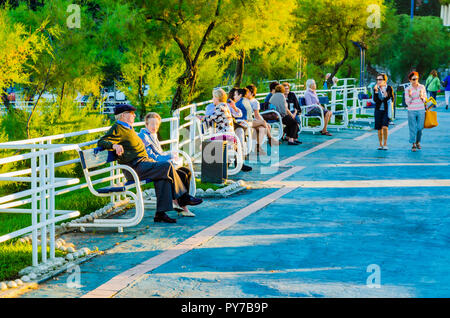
[
  {"x1": 262, "y1": 179, "x2": 450, "y2": 189},
  {"x1": 353, "y1": 120, "x2": 408, "y2": 141},
  {"x1": 321, "y1": 163, "x2": 450, "y2": 168},
  {"x1": 276, "y1": 138, "x2": 340, "y2": 167}
]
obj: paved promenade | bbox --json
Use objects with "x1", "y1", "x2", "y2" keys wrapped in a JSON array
[{"x1": 22, "y1": 102, "x2": 450, "y2": 298}]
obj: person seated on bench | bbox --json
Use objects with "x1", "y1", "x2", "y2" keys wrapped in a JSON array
[
  {"x1": 98, "y1": 104, "x2": 203, "y2": 224},
  {"x1": 243, "y1": 85, "x2": 277, "y2": 155},
  {"x1": 269, "y1": 85, "x2": 301, "y2": 145},
  {"x1": 264, "y1": 81, "x2": 280, "y2": 104},
  {"x1": 282, "y1": 82, "x2": 301, "y2": 126},
  {"x1": 138, "y1": 112, "x2": 196, "y2": 217},
  {"x1": 304, "y1": 79, "x2": 333, "y2": 136},
  {"x1": 203, "y1": 88, "x2": 252, "y2": 172},
  {"x1": 227, "y1": 88, "x2": 252, "y2": 172}
]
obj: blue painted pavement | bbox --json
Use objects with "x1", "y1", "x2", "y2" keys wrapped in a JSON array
[{"x1": 22, "y1": 101, "x2": 450, "y2": 298}]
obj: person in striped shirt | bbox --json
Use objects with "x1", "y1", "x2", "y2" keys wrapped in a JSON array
[{"x1": 405, "y1": 71, "x2": 426, "y2": 152}]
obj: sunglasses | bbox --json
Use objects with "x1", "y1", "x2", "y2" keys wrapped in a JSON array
[
  {"x1": 376, "y1": 78, "x2": 384, "y2": 81},
  {"x1": 411, "y1": 78, "x2": 418, "y2": 81}
]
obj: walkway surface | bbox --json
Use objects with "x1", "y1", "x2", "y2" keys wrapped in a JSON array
[{"x1": 22, "y1": 101, "x2": 450, "y2": 298}]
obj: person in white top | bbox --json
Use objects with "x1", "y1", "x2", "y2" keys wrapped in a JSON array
[
  {"x1": 404, "y1": 71, "x2": 426, "y2": 152},
  {"x1": 246, "y1": 84, "x2": 278, "y2": 156}
]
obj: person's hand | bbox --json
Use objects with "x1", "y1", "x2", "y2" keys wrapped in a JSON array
[
  {"x1": 374, "y1": 84, "x2": 378, "y2": 93},
  {"x1": 171, "y1": 151, "x2": 179, "y2": 162},
  {"x1": 408, "y1": 88, "x2": 413, "y2": 97},
  {"x1": 112, "y1": 144, "x2": 124, "y2": 156}
]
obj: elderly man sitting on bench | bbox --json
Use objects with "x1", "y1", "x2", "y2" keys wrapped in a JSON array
[{"x1": 98, "y1": 104, "x2": 203, "y2": 224}]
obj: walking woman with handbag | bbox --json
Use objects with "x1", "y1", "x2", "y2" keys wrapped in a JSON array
[
  {"x1": 405, "y1": 71, "x2": 427, "y2": 152},
  {"x1": 373, "y1": 73, "x2": 394, "y2": 150}
]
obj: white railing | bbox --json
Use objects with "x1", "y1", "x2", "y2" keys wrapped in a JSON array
[{"x1": 0, "y1": 83, "x2": 363, "y2": 269}]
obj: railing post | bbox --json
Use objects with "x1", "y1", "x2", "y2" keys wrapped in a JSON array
[
  {"x1": 352, "y1": 88, "x2": 357, "y2": 121},
  {"x1": 31, "y1": 147, "x2": 38, "y2": 266},
  {"x1": 39, "y1": 141, "x2": 47, "y2": 263},
  {"x1": 189, "y1": 104, "x2": 197, "y2": 157},
  {"x1": 48, "y1": 141, "x2": 55, "y2": 260}
]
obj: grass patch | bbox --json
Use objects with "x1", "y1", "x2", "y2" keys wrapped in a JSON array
[{"x1": 0, "y1": 243, "x2": 66, "y2": 281}]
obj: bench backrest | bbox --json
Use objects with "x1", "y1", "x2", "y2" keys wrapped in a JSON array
[
  {"x1": 318, "y1": 96, "x2": 329, "y2": 105},
  {"x1": 358, "y1": 93, "x2": 370, "y2": 100},
  {"x1": 79, "y1": 147, "x2": 116, "y2": 170},
  {"x1": 299, "y1": 97, "x2": 306, "y2": 106}
]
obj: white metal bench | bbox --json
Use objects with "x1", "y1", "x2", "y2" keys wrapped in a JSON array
[{"x1": 69, "y1": 146, "x2": 196, "y2": 232}]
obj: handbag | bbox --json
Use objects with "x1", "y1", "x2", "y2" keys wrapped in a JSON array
[{"x1": 424, "y1": 98, "x2": 438, "y2": 129}]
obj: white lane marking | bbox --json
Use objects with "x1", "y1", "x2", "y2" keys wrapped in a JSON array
[
  {"x1": 353, "y1": 132, "x2": 373, "y2": 141},
  {"x1": 353, "y1": 121, "x2": 408, "y2": 141},
  {"x1": 263, "y1": 179, "x2": 450, "y2": 189},
  {"x1": 321, "y1": 163, "x2": 450, "y2": 168},
  {"x1": 265, "y1": 166, "x2": 305, "y2": 182},
  {"x1": 82, "y1": 186, "x2": 298, "y2": 298},
  {"x1": 277, "y1": 138, "x2": 340, "y2": 166},
  {"x1": 151, "y1": 266, "x2": 358, "y2": 278}
]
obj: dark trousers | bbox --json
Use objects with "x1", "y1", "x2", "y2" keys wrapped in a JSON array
[
  {"x1": 282, "y1": 115, "x2": 299, "y2": 139},
  {"x1": 125, "y1": 158, "x2": 187, "y2": 214}
]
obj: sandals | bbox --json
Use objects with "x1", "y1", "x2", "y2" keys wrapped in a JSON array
[
  {"x1": 412, "y1": 144, "x2": 417, "y2": 152},
  {"x1": 416, "y1": 143, "x2": 421, "y2": 150},
  {"x1": 321, "y1": 131, "x2": 332, "y2": 136}
]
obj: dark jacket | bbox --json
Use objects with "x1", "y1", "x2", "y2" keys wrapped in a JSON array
[
  {"x1": 286, "y1": 92, "x2": 301, "y2": 113},
  {"x1": 373, "y1": 86, "x2": 394, "y2": 111}
]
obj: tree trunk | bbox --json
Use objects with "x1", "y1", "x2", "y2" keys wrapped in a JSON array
[
  {"x1": 171, "y1": 63, "x2": 197, "y2": 111},
  {"x1": 233, "y1": 50, "x2": 245, "y2": 88},
  {"x1": 327, "y1": 44, "x2": 349, "y2": 87},
  {"x1": 59, "y1": 81, "x2": 65, "y2": 116}
]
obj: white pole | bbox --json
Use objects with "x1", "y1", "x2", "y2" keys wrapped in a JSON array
[
  {"x1": 39, "y1": 142, "x2": 47, "y2": 263},
  {"x1": 189, "y1": 104, "x2": 197, "y2": 157},
  {"x1": 48, "y1": 141, "x2": 55, "y2": 260},
  {"x1": 31, "y1": 147, "x2": 38, "y2": 266}
]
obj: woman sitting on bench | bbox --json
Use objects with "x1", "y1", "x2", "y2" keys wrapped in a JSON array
[{"x1": 138, "y1": 112, "x2": 196, "y2": 217}]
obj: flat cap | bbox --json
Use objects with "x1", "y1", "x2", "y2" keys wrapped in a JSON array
[{"x1": 114, "y1": 104, "x2": 136, "y2": 115}]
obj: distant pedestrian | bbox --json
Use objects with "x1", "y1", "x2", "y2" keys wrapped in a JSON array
[
  {"x1": 323, "y1": 73, "x2": 331, "y2": 89},
  {"x1": 405, "y1": 72, "x2": 426, "y2": 152},
  {"x1": 425, "y1": 70, "x2": 441, "y2": 100},
  {"x1": 443, "y1": 74, "x2": 450, "y2": 110},
  {"x1": 373, "y1": 73, "x2": 394, "y2": 150}
]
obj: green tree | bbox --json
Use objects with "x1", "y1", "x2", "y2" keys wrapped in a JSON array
[
  {"x1": 142, "y1": 0, "x2": 297, "y2": 110},
  {"x1": 0, "y1": 6, "x2": 51, "y2": 105},
  {"x1": 294, "y1": 0, "x2": 385, "y2": 87}
]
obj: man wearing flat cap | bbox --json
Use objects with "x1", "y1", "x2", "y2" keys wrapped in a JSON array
[{"x1": 98, "y1": 104, "x2": 203, "y2": 223}]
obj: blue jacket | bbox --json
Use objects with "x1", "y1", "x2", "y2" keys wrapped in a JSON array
[
  {"x1": 235, "y1": 99, "x2": 248, "y2": 121},
  {"x1": 137, "y1": 128, "x2": 172, "y2": 162}
]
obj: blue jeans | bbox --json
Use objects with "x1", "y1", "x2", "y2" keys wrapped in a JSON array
[{"x1": 408, "y1": 110, "x2": 425, "y2": 144}]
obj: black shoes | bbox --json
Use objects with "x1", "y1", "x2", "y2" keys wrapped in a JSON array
[
  {"x1": 241, "y1": 164, "x2": 252, "y2": 172},
  {"x1": 154, "y1": 212, "x2": 176, "y2": 223},
  {"x1": 178, "y1": 194, "x2": 203, "y2": 207},
  {"x1": 288, "y1": 141, "x2": 299, "y2": 145},
  {"x1": 294, "y1": 140, "x2": 302, "y2": 145}
]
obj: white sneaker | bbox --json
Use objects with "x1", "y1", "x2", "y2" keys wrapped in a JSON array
[
  {"x1": 383, "y1": 146, "x2": 388, "y2": 150},
  {"x1": 179, "y1": 209, "x2": 196, "y2": 217}
]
